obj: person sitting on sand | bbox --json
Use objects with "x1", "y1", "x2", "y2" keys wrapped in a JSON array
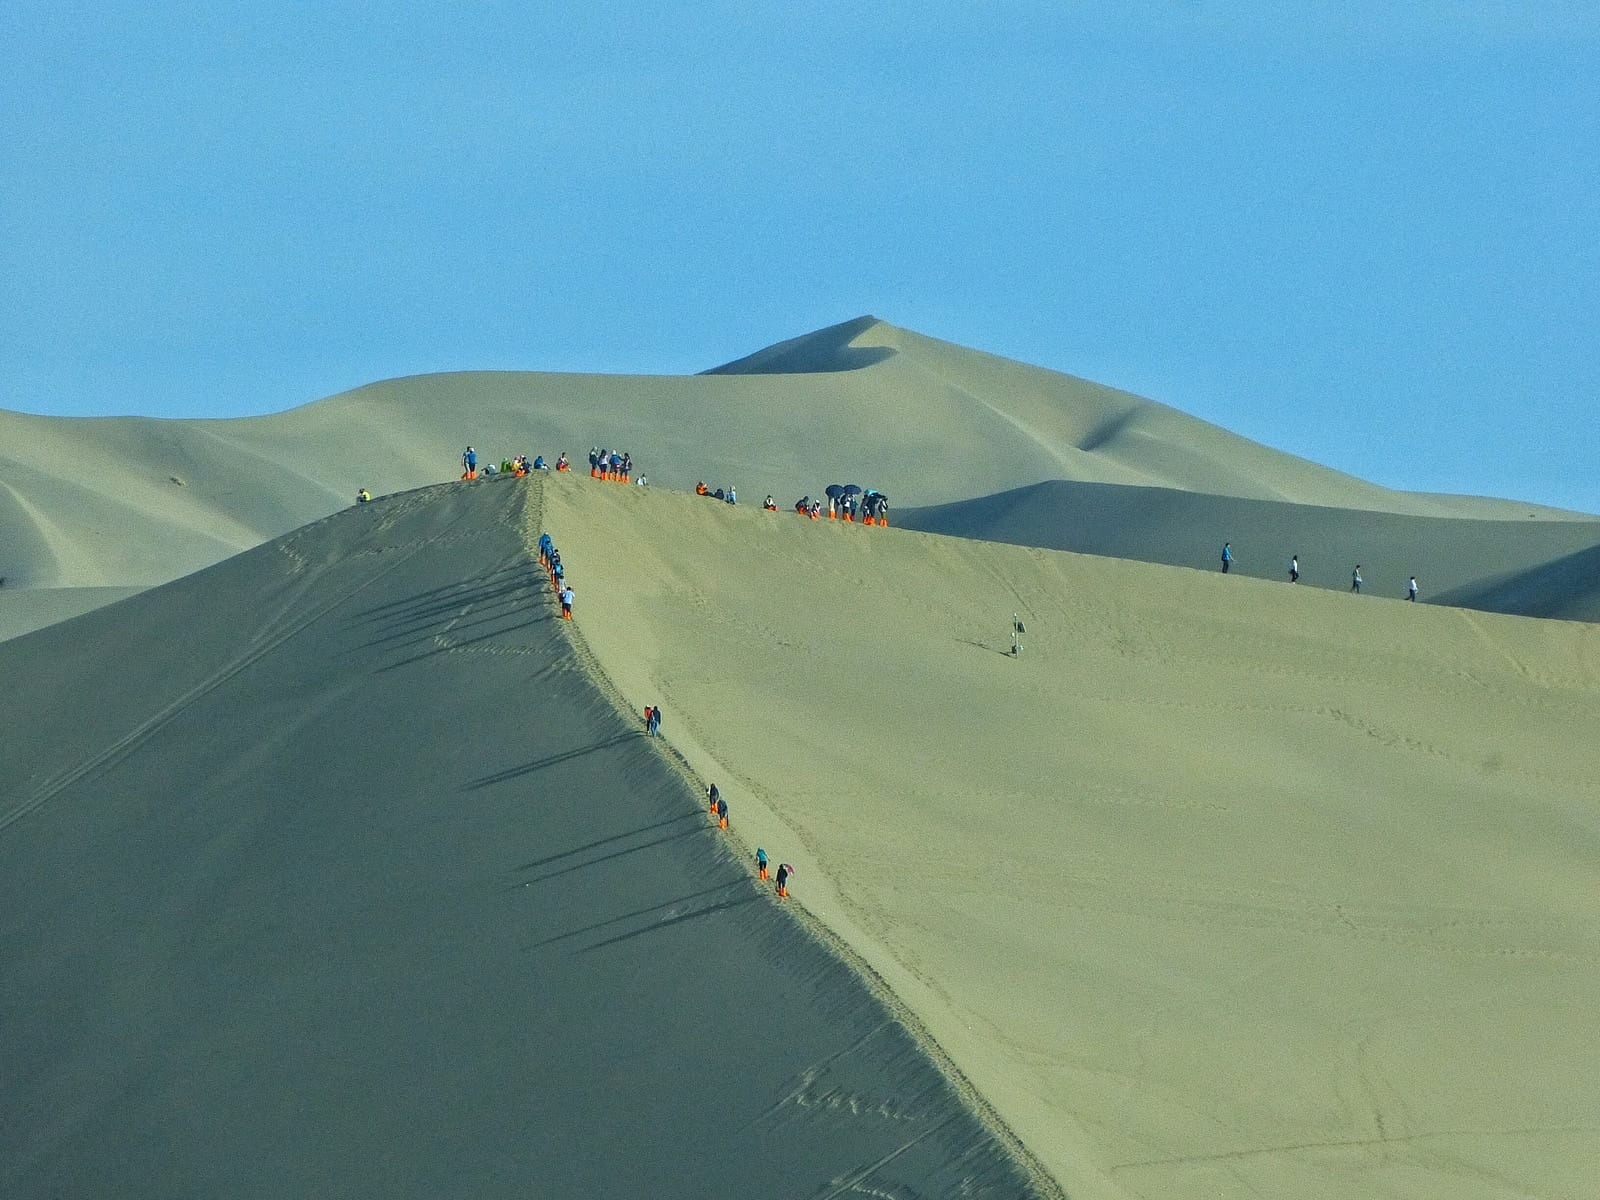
[
  {"x1": 356, "y1": 489, "x2": 371, "y2": 503},
  {"x1": 532, "y1": 455, "x2": 547, "y2": 471},
  {"x1": 696, "y1": 481, "x2": 710, "y2": 496},
  {"x1": 555, "y1": 452, "x2": 569, "y2": 471},
  {"x1": 764, "y1": 495, "x2": 777, "y2": 511},
  {"x1": 808, "y1": 500, "x2": 821, "y2": 519},
  {"x1": 795, "y1": 496, "x2": 809, "y2": 514}
]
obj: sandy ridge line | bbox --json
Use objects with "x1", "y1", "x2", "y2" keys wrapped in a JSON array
[
  {"x1": 522, "y1": 484, "x2": 1070, "y2": 1200},
  {"x1": 0, "y1": 495, "x2": 478, "y2": 838}
]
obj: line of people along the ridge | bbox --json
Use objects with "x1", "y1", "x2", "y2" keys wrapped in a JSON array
[
  {"x1": 539, "y1": 527, "x2": 796, "y2": 902},
  {"x1": 694, "y1": 480, "x2": 890, "y2": 526},
  {"x1": 1221, "y1": 543, "x2": 1419, "y2": 601},
  {"x1": 537, "y1": 531, "x2": 574, "y2": 620}
]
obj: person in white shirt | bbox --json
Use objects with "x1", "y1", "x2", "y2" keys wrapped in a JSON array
[
  {"x1": 1407, "y1": 576, "x2": 1418, "y2": 601},
  {"x1": 1289, "y1": 555, "x2": 1299, "y2": 584}
]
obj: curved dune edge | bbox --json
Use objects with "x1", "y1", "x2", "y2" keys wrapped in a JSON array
[
  {"x1": 536, "y1": 471, "x2": 1600, "y2": 1200},
  {"x1": 524, "y1": 495, "x2": 1068, "y2": 1200},
  {"x1": 0, "y1": 479, "x2": 1052, "y2": 1198}
]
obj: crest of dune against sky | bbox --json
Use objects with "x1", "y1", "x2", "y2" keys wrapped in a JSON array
[{"x1": 2, "y1": 1, "x2": 1596, "y2": 514}]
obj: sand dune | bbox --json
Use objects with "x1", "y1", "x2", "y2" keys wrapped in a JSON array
[
  {"x1": 0, "y1": 479, "x2": 1046, "y2": 1199},
  {"x1": 900, "y1": 480, "x2": 1600, "y2": 618},
  {"x1": 1433, "y1": 542, "x2": 1600, "y2": 623},
  {"x1": 0, "y1": 586, "x2": 147, "y2": 643},
  {"x1": 4, "y1": 318, "x2": 1590, "y2": 637},
  {"x1": 544, "y1": 475, "x2": 1600, "y2": 1200}
]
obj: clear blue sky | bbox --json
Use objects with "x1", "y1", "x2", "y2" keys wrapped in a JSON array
[{"x1": 4, "y1": 2, "x2": 1596, "y2": 513}]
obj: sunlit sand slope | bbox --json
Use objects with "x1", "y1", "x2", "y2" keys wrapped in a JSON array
[
  {"x1": 0, "y1": 479, "x2": 1046, "y2": 1199},
  {"x1": 546, "y1": 475, "x2": 1600, "y2": 1200},
  {"x1": 900, "y1": 480, "x2": 1600, "y2": 618}
]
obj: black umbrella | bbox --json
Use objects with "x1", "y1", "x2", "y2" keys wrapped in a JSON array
[
  {"x1": 824, "y1": 484, "x2": 845, "y2": 500},
  {"x1": 841, "y1": 484, "x2": 862, "y2": 496}
]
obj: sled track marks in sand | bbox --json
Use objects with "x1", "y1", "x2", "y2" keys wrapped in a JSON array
[{"x1": 0, "y1": 503, "x2": 477, "y2": 838}]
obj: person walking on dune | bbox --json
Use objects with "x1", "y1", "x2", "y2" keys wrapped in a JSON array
[
  {"x1": 1289, "y1": 554, "x2": 1299, "y2": 584},
  {"x1": 707, "y1": 783, "x2": 719, "y2": 815},
  {"x1": 716, "y1": 796, "x2": 728, "y2": 830},
  {"x1": 1221, "y1": 542, "x2": 1233, "y2": 573},
  {"x1": 559, "y1": 585, "x2": 574, "y2": 619},
  {"x1": 1407, "y1": 576, "x2": 1418, "y2": 602},
  {"x1": 462, "y1": 446, "x2": 477, "y2": 480},
  {"x1": 756, "y1": 848, "x2": 769, "y2": 881},
  {"x1": 774, "y1": 863, "x2": 792, "y2": 899},
  {"x1": 647, "y1": 705, "x2": 661, "y2": 737},
  {"x1": 1351, "y1": 565, "x2": 1363, "y2": 594}
]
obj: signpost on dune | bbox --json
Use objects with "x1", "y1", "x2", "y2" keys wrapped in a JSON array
[{"x1": 1011, "y1": 614, "x2": 1025, "y2": 656}]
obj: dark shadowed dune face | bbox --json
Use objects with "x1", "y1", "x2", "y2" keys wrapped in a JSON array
[
  {"x1": 899, "y1": 480, "x2": 1600, "y2": 621},
  {"x1": 0, "y1": 480, "x2": 1043, "y2": 1199}
]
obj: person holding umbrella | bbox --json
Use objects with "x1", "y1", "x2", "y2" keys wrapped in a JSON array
[
  {"x1": 775, "y1": 862, "x2": 793, "y2": 899},
  {"x1": 824, "y1": 483, "x2": 844, "y2": 519}
]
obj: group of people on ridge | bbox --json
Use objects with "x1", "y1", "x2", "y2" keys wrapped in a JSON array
[
  {"x1": 1223, "y1": 543, "x2": 1418, "y2": 600},
  {"x1": 590, "y1": 448, "x2": 636, "y2": 483}
]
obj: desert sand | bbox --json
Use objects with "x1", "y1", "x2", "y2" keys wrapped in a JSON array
[
  {"x1": 6, "y1": 316, "x2": 1600, "y2": 1198},
  {"x1": 0, "y1": 480, "x2": 1046, "y2": 1198},
  {"x1": 4, "y1": 319, "x2": 1594, "y2": 634},
  {"x1": 545, "y1": 473, "x2": 1600, "y2": 1200}
]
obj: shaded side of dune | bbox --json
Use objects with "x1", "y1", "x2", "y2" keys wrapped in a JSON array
[
  {"x1": 1433, "y1": 542, "x2": 1600, "y2": 622},
  {"x1": 899, "y1": 479, "x2": 1600, "y2": 618},
  {"x1": 0, "y1": 479, "x2": 1045, "y2": 1199}
]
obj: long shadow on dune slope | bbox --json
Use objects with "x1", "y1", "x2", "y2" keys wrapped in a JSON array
[
  {"x1": 0, "y1": 480, "x2": 1044, "y2": 1199},
  {"x1": 900, "y1": 479, "x2": 1600, "y2": 619}
]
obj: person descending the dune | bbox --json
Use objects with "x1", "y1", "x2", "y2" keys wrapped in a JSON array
[
  {"x1": 647, "y1": 705, "x2": 661, "y2": 737},
  {"x1": 1407, "y1": 575, "x2": 1418, "y2": 602},
  {"x1": 1351, "y1": 565, "x2": 1363, "y2": 594},
  {"x1": 463, "y1": 446, "x2": 477, "y2": 479},
  {"x1": 357, "y1": 489, "x2": 371, "y2": 504},
  {"x1": 775, "y1": 863, "x2": 792, "y2": 899},
  {"x1": 559, "y1": 585, "x2": 574, "y2": 620},
  {"x1": 716, "y1": 796, "x2": 728, "y2": 830},
  {"x1": 1289, "y1": 554, "x2": 1299, "y2": 584},
  {"x1": 756, "y1": 848, "x2": 769, "y2": 881},
  {"x1": 1221, "y1": 542, "x2": 1233, "y2": 573}
]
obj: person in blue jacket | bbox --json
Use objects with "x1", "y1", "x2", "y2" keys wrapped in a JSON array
[{"x1": 1221, "y1": 542, "x2": 1233, "y2": 573}]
